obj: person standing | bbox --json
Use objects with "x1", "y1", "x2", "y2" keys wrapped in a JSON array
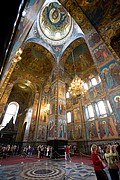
[
  {"x1": 65, "y1": 145, "x2": 71, "y2": 162},
  {"x1": 91, "y1": 144, "x2": 109, "y2": 180},
  {"x1": 37, "y1": 145, "x2": 41, "y2": 158},
  {"x1": 104, "y1": 145, "x2": 119, "y2": 180},
  {"x1": 64, "y1": 145, "x2": 67, "y2": 160},
  {"x1": 40, "y1": 145, "x2": 44, "y2": 158}
]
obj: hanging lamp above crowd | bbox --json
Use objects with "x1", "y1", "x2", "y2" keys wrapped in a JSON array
[{"x1": 68, "y1": 51, "x2": 87, "y2": 96}]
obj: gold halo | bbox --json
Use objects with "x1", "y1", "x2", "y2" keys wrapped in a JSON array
[
  {"x1": 114, "y1": 95, "x2": 120, "y2": 102},
  {"x1": 109, "y1": 63, "x2": 115, "y2": 69},
  {"x1": 102, "y1": 121, "x2": 106, "y2": 124},
  {"x1": 102, "y1": 68, "x2": 108, "y2": 73}
]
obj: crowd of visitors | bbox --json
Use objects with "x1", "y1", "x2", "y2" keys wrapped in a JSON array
[
  {"x1": 91, "y1": 143, "x2": 120, "y2": 180},
  {"x1": 0, "y1": 142, "x2": 120, "y2": 180},
  {"x1": 0, "y1": 144, "x2": 20, "y2": 158},
  {"x1": 37, "y1": 145, "x2": 53, "y2": 159}
]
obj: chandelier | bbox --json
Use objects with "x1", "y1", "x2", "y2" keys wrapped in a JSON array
[{"x1": 68, "y1": 51, "x2": 87, "y2": 96}]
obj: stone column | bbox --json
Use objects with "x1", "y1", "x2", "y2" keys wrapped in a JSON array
[{"x1": 47, "y1": 67, "x2": 67, "y2": 157}]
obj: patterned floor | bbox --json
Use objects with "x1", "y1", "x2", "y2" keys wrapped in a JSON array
[{"x1": 0, "y1": 159, "x2": 97, "y2": 180}]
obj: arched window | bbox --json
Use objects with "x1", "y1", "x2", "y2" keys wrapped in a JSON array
[
  {"x1": 67, "y1": 112, "x2": 71, "y2": 123},
  {"x1": 85, "y1": 104, "x2": 95, "y2": 121},
  {"x1": 84, "y1": 83, "x2": 88, "y2": 90},
  {"x1": 95, "y1": 100, "x2": 107, "y2": 117},
  {"x1": 66, "y1": 92, "x2": 70, "y2": 98},
  {"x1": 91, "y1": 78, "x2": 97, "y2": 86},
  {"x1": 0, "y1": 102, "x2": 19, "y2": 130}
]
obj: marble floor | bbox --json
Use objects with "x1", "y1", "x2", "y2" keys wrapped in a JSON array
[{"x1": 0, "y1": 159, "x2": 97, "y2": 180}]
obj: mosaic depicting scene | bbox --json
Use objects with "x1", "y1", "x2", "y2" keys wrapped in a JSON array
[
  {"x1": 58, "y1": 98, "x2": 66, "y2": 116},
  {"x1": 86, "y1": 117, "x2": 118, "y2": 140},
  {"x1": 47, "y1": 116, "x2": 55, "y2": 138},
  {"x1": 37, "y1": 124, "x2": 47, "y2": 140},
  {"x1": 83, "y1": 84, "x2": 103, "y2": 103},
  {"x1": 58, "y1": 117, "x2": 67, "y2": 139},
  {"x1": 81, "y1": 0, "x2": 120, "y2": 29},
  {"x1": 50, "y1": 97, "x2": 56, "y2": 115},
  {"x1": 58, "y1": 81, "x2": 66, "y2": 99},
  {"x1": 67, "y1": 125, "x2": 75, "y2": 140},
  {"x1": 100, "y1": 59, "x2": 120, "y2": 89},
  {"x1": 88, "y1": 32, "x2": 101, "y2": 48},
  {"x1": 64, "y1": 43, "x2": 94, "y2": 74},
  {"x1": 40, "y1": 1, "x2": 72, "y2": 41},
  {"x1": 40, "y1": 96, "x2": 50, "y2": 123},
  {"x1": 73, "y1": 107, "x2": 81, "y2": 123},
  {"x1": 50, "y1": 81, "x2": 56, "y2": 98},
  {"x1": 111, "y1": 91, "x2": 120, "y2": 122},
  {"x1": 74, "y1": 123, "x2": 83, "y2": 139},
  {"x1": 92, "y1": 42, "x2": 111, "y2": 66}
]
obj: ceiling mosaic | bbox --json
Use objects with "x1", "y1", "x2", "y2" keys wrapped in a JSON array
[
  {"x1": 19, "y1": 42, "x2": 56, "y2": 78},
  {"x1": 79, "y1": 0, "x2": 120, "y2": 30},
  {"x1": 39, "y1": 1, "x2": 72, "y2": 41},
  {"x1": 60, "y1": 38, "x2": 95, "y2": 77}
]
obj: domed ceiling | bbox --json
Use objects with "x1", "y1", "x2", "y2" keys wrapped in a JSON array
[{"x1": 39, "y1": 1, "x2": 72, "y2": 41}]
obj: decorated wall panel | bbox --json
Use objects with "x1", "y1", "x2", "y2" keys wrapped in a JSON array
[
  {"x1": 47, "y1": 115, "x2": 55, "y2": 139},
  {"x1": 111, "y1": 91, "x2": 120, "y2": 134},
  {"x1": 85, "y1": 117, "x2": 118, "y2": 140},
  {"x1": 67, "y1": 124, "x2": 75, "y2": 140},
  {"x1": 58, "y1": 117, "x2": 67, "y2": 139},
  {"x1": 37, "y1": 124, "x2": 47, "y2": 140},
  {"x1": 100, "y1": 59, "x2": 120, "y2": 89},
  {"x1": 92, "y1": 43, "x2": 111, "y2": 66}
]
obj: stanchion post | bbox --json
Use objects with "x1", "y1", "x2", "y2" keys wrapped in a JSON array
[{"x1": 80, "y1": 152, "x2": 83, "y2": 164}]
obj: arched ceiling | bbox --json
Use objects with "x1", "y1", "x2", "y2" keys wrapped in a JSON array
[
  {"x1": 19, "y1": 38, "x2": 95, "y2": 81},
  {"x1": 19, "y1": 42, "x2": 56, "y2": 78},
  {"x1": 8, "y1": 82, "x2": 33, "y2": 113},
  {"x1": 1, "y1": 0, "x2": 120, "y2": 77},
  {"x1": 60, "y1": 37, "x2": 95, "y2": 77}
]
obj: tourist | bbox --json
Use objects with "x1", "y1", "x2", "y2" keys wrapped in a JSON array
[
  {"x1": 64, "y1": 145, "x2": 67, "y2": 160},
  {"x1": 40, "y1": 145, "x2": 44, "y2": 158},
  {"x1": 65, "y1": 145, "x2": 71, "y2": 162},
  {"x1": 49, "y1": 146, "x2": 53, "y2": 159},
  {"x1": 104, "y1": 145, "x2": 119, "y2": 180},
  {"x1": 37, "y1": 145, "x2": 41, "y2": 158},
  {"x1": 91, "y1": 144, "x2": 109, "y2": 180}
]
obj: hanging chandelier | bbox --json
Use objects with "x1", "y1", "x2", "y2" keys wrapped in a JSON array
[{"x1": 68, "y1": 51, "x2": 87, "y2": 96}]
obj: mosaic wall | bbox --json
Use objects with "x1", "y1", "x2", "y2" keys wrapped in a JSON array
[{"x1": 100, "y1": 59, "x2": 120, "y2": 89}]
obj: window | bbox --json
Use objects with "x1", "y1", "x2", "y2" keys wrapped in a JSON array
[
  {"x1": 0, "y1": 102, "x2": 19, "y2": 130},
  {"x1": 107, "y1": 100, "x2": 113, "y2": 114},
  {"x1": 95, "y1": 100, "x2": 107, "y2": 117},
  {"x1": 98, "y1": 76, "x2": 101, "y2": 83},
  {"x1": 67, "y1": 112, "x2": 71, "y2": 123},
  {"x1": 85, "y1": 104, "x2": 94, "y2": 121},
  {"x1": 84, "y1": 83, "x2": 88, "y2": 90},
  {"x1": 88, "y1": 76, "x2": 101, "y2": 89},
  {"x1": 88, "y1": 105, "x2": 94, "y2": 118},
  {"x1": 66, "y1": 92, "x2": 70, "y2": 98},
  {"x1": 91, "y1": 78, "x2": 97, "y2": 86}
]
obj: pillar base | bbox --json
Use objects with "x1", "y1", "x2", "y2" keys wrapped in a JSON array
[{"x1": 47, "y1": 140, "x2": 68, "y2": 159}]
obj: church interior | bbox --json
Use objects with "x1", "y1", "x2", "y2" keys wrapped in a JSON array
[{"x1": 0, "y1": 0, "x2": 120, "y2": 179}]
